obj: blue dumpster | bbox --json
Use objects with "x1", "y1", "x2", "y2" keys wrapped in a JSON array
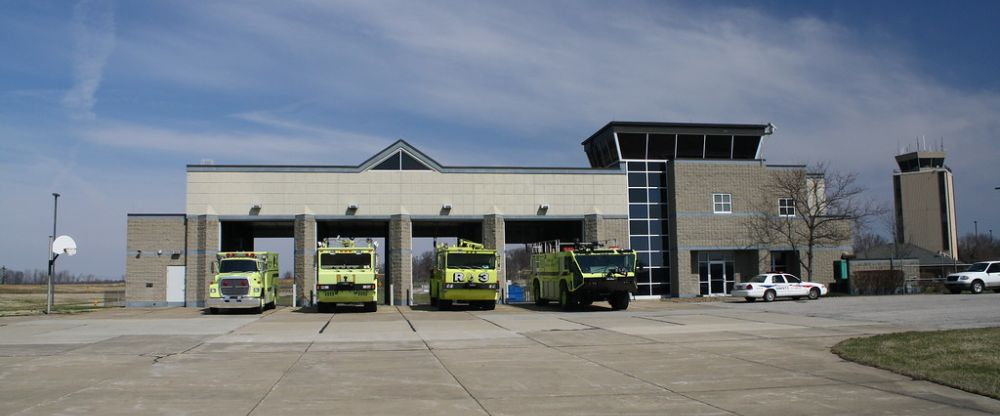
[{"x1": 507, "y1": 284, "x2": 525, "y2": 302}]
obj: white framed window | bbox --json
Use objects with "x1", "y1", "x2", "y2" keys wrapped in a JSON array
[
  {"x1": 712, "y1": 193, "x2": 732, "y2": 214},
  {"x1": 779, "y1": 198, "x2": 795, "y2": 217}
]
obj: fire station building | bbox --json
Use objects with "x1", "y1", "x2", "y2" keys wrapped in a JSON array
[{"x1": 125, "y1": 121, "x2": 850, "y2": 307}]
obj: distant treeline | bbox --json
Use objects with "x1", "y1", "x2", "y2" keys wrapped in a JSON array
[{"x1": 0, "y1": 269, "x2": 123, "y2": 284}]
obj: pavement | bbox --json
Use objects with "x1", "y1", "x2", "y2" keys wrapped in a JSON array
[{"x1": 1, "y1": 294, "x2": 999, "y2": 415}]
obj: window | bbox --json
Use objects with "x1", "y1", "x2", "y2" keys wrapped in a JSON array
[
  {"x1": 779, "y1": 198, "x2": 795, "y2": 217},
  {"x1": 987, "y1": 263, "x2": 1000, "y2": 273},
  {"x1": 713, "y1": 193, "x2": 732, "y2": 214},
  {"x1": 785, "y1": 275, "x2": 801, "y2": 284},
  {"x1": 771, "y1": 275, "x2": 786, "y2": 284}
]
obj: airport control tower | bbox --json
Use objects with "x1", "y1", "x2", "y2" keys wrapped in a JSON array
[{"x1": 892, "y1": 146, "x2": 958, "y2": 259}]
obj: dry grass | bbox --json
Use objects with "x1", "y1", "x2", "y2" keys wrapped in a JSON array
[
  {"x1": 833, "y1": 328, "x2": 1000, "y2": 399},
  {"x1": 0, "y1": 283, "x2": 124, "y2": 315}
]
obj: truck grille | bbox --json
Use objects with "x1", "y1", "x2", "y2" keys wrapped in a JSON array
[
  {"x1": 220, "y1": 278, "x2": 250, "y2": 296},
  {"x1": 946, "y1": 276, "x2": 959, "y2": 282}
]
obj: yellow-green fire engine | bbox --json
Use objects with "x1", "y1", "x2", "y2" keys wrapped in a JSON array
[
  {"x1": 530, "y1": 241, "x2": 637, "y2": 311},
  {"x1": 316, "y1": 239, "x2": 378, "y2": 313},
  {"x1": 208, "y1": 251, "x2": 279, "y2": 314},
  {"x1": 429, "y1": 239, "x2": 499, "y2": 310}
]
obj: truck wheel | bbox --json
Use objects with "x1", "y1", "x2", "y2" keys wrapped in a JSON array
[
  {"x1": 208, "y1": 307, "x2": 218, "y2": 314},
  {"x1": 763, "y1": 290, "x2": 776, "y2": 302},
  {"x1": 480, "y1": 301, "x2": 496, "y2": 311},
  {"x1": 363, "y1": 302, "x2": 377, "y2": 313},
  {"x1": 609, "y1": 292, "x2": 630, "y2": 311},
  {"x1": 971, "y1": 280, "x2": 984, "y2": 294},
  {"x1": 316, "y1": 302, "x2": 329, "y2": 313},
  {"x1": 438, "y1": 299, "x2": 452, "y2": 311},
  {"x1": 808, "y1": 288, "x2": 820, "y2": 300},
  {"x1": 579, "y1": 297, "x2": 594, "y2": 306},
  {"x1": 533, "y1": 280, "x2": 549, "y2": 306},
  {"x1": 430, "y1": 296, "x2": 438, "y2": 307},
  {"x1": 559, "y1": 283, "x2": 576, "y2": 311},
  {"x1": 744, "y1": 297, "x2": 756, "y2": 303}
]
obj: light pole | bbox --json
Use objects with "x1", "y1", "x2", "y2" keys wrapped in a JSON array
[
  {"x1": 974, "y1": 220, "x2": 978, "y2": 237},
  {"x1": 47, "y1": 193, "x2": 59, "y2": 314}
]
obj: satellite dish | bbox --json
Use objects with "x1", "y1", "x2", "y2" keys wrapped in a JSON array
[{"x1": 52, "y1": 235, "x2": 77, "y2": 256}]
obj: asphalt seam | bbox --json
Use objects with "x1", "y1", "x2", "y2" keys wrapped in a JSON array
[{"x1": 397, "y1": 306, "x2": 493, "y2": 416}]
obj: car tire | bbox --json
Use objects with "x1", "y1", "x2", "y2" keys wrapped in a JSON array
[
  {"x1": 763, "y1": 290, "x2": 776, "y2": 302},
  {"x1": 744, "y1": 297, "x2": 756, "y2": 302},
  {"x1": 971, "y1": 280, "x2": 984, "y2": 294},
  {"x1": 948, "y1": 288, "x2": 962, "y2": 294},
  {"x1": 808, "y1": 288, "x2": 820, "y2": 300},
  {"x1": 533, "y1": 280, "x2": 549, "y2": 306}
]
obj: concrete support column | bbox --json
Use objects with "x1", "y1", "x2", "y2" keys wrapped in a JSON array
[
  {"x1": 294, "y1": 214, "x2": 317, "y2": 306},
  {"x1": 185, "y1": 215, "x2": 218, "y2": 307},
  {"x1": 389, "y1": 215, "x2": 412, "y2": 305},
  {"x1": 583, "y1": 214, "x2": 629, "y2": 247},
  {"x1": 482, "y1": 214, "x2": 505, "y2": 300},
  {"x1": 671, "y1": 249, "x2": 699, "y2": 297}
]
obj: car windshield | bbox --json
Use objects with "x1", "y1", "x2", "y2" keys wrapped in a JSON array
[
  {"x1": 966, "y1": 262, "x2": 989, "y2": 272},
  {"x1": 219, "y1": 259, "x2": 258, "y2": 273},
  {"x1": 448, "y1": 254, "x2": 494, "y2": 269},
  {"x1": 321, "y1": 253, "x2": 371, "y2": 269},
  {"x1": 747, "y1": 275, "x2": 769, "y2": 283},
  {"x1": 574, "y1": 254, "x2": 635, "y2": 273}
]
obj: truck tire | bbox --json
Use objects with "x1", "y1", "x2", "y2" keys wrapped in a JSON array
[
  {"x1": 316, "y1": 302, "x2": 329, "y2": 313},
  {"x1": 808, "y1": 288, "x2": 820, "y2": 300},
  {"x1": 609, "y1": 292, "x2": 630, "y2": 311},
  {"x1": 438, "y1": 299, "x2": 452, "y2": 311},
  {"x1": 533, "y1": 280, "x2": 549, "y2": 306},
  {"x1": 763, "y1": 290, "x2": 776, "y2": 302},
  {"x1": 479, "y1": 301, "x2": 496, "y2": 311},
  {"x1": 971, "y1": 280, "x2": 984, "y2": 294},
  {"x1": 559, "y1": 282, "x2": 576, "y2": 311},
  {"x1": 430, "y1": 296, "x2": 438, "y2": 307},
  {"x1": 208, "y1": 307, "x2": 218, "y2": 314},
  {"x1": 363, "y1": 302, "x2": 377, "y2": 312}
]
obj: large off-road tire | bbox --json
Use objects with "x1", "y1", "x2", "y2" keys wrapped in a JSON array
[
  {"x1": 971, "y1": 280, "x2": 984, "y2": 294},
  {"x1": 363, "y1": 302, "x2": 377, "y2": 312},
  {"x1": 438, "y1": 299, "x2": 452, "y2": 311},
  {"x1": 744, "y1": 297, "x2": 756, "y2": 303},
  {"x1": 208, "y1": 307, "x2": 218, "y2": 314},
  {"x1": 763, "y1": 290, "x2": 776, "y2": 302},
  {"x1": 533, "y1": 280, "x2": 549, "y2": 306},
  {"x1": 808, "y1": 288, "x2": 820, "y2": 300},
  {"x1": 559, "y1": 282, "x2": 576, "y2": 311},
  {"x1": 316, "y1": 302, "x2": 329, "y2": 313},
  {"x1": 608, "y1": 292, "x2": 630, "y2": 311}
]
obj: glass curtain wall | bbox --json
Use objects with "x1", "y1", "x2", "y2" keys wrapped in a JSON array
[{"x1": 620, "y1": 132, "x2": 671, "y2": 296}]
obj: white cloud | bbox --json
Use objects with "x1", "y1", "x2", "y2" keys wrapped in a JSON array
[{"x1": 62, "y1": 0, "x2": 116, "y2": 120}]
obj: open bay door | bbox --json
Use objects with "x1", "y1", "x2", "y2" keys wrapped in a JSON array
[{"x1": 166, "y1": 266, "x2": 186, "y2": 306}]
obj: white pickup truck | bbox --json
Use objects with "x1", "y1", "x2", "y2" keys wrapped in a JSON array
[{"x1": 945, "y1": 261, "x2": 1000, "y2": 294}]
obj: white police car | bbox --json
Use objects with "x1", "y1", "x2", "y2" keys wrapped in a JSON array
[{"x1": 732, "y1": 273, "x2": 828, "y2": 302}]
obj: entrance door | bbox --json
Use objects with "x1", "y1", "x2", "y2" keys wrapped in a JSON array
[
  {"x1": 700, "y1": 261, "x2": 730, "y2": 296},
  {"x1": 166, "y1": 266, "x2": 185, "y2": 305}
]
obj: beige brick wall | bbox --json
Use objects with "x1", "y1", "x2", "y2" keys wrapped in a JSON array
[
  {"x1": 126, "y1": 215, "x2": 186, "y2": 307},
  {"x1": 187, "y1": 170, "x2": 627, "y2": 217},
  {"x1": 185, "y1": 215, "x2": 219, "y2": 307}
]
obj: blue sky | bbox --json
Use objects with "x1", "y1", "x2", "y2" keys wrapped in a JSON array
[{"x1": 1, "y1": 0, "x2": 998, "y2": 278}]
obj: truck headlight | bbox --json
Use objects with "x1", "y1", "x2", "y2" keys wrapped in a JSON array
[{"x1": 959, "y1": 276, "x2": 970, "y2": 281}]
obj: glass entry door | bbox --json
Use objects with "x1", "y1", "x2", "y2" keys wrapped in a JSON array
[{"x1": 698, "y1": 252, "x2": 736, "y2": 296}]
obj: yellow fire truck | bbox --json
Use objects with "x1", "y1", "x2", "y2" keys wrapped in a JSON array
[
  {"x1": 529, "y1": 240, "x2": 637, "y2": 311},
  {"x1": 208, "y1": 251, "x2": 279, "y2": 314},
  {"x1": 429, "y1": 239, "x2": 499, "y2": 311},
  {"x1": 316, "y1": 239, "x2": 378, "y2": 313}
]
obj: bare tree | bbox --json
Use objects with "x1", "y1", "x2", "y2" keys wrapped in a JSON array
[
  {"x1": 744, "y1": 163, "x2": 884, "y2": 280},
  {"x1": 958, "y1": 233, "x2": 1000, "y2": 263}
]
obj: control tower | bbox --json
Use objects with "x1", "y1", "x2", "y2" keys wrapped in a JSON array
[{"x1": 892, "y1": 148, "x2": 958, "y2": 259}]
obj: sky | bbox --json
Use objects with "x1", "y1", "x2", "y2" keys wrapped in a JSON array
[{"x1": 1, "y1": 0, "x2": 998, "y2": 278}]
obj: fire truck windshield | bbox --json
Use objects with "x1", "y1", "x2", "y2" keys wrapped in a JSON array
[
  {"x1": 448, "y1": 254, "x2": 494, "y2": 269},
  {"x1": 219, "y1": 259, "x2": 259, "y2": 273},
  {"x1": 574, "y1": 254, "x2": 635, "y2": 274},
  {"x1": 321, "y1": 253, "x2": 371, "y2": 269}
]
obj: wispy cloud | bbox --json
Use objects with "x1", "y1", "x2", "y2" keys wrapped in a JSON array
[{"x1": 62, "y1": 0, "x2": 116, "y2": 120}]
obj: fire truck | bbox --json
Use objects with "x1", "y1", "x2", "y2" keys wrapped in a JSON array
[
  {"x1": 316, "y1": 239, "x2": 378, "y2": 313},
  {"x1": 208, "y1": 251, "x2": 279, "y2": 314},
  {"x1": 429, "y1": 239, "x2": 499, "y2": 311},
  {"x1": 529, "y1": 240, "x2": 637, "y2": 311}
]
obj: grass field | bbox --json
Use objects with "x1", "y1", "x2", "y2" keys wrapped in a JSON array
[
  {"x1": 0, "y1": 283, "x2": 125, "y2": 315},
  {"x1": 833, "y1": 328, "x2": 1000, "y2": 400}
]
